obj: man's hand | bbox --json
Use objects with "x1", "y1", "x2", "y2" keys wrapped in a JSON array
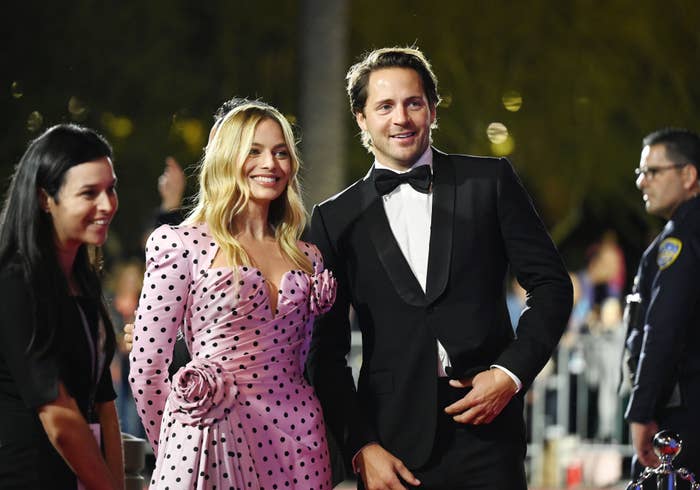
[
  {"x1": 444, "y1": 368, "x2": 517, "y2": 424},
  {"x1": 123, "y1": 323, "x2": 134, "y2": 352},
  {"x1": 355, "y1": 443, "x2": 420, "y2": 489},
  {"x1": 631, "y1": 421, "x2": 661, "y2": 468},
  {"x1": 158, "y1": 157, "x2": 186, "y2": 211}
]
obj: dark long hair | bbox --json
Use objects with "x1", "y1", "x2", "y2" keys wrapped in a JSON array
[{"x1": 0, "y1": 124, "x2": 116, "y2": 355}]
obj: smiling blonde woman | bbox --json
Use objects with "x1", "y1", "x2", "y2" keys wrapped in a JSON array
[{"x1": 129, "y1": 99, "x2": 336, "y2": 489}]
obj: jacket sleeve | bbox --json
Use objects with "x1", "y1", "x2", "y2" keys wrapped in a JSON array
[
  {"x1": 0, "y1": 265, "x2": 59, "y2": 408},
  {"x1": 129, "y1": 225, "x2": 191, "y2": 454},
  {"x1": 492, "y1": 158, "x2": 573, "y2": 389},
  {"x1": 626, "y1": 229, "x2": 700, "y2": 422},
  {"x1": 306, "y1": 205, "x2": 376, "y2": 462}
]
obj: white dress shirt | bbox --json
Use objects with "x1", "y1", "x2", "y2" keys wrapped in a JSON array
[{"x1": 371, "y1": 148, "x2": 522, "y2": 390}]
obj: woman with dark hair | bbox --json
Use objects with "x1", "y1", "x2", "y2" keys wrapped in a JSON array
[{"x1": 0, "y1": 124, "x2": 123, "y2": 489}]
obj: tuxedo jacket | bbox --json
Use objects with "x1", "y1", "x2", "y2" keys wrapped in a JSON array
[{"x1": 307, "y1": 148, "x2": 572, "y2": 469}]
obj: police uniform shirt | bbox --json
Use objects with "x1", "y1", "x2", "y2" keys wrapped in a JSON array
[{"x1": 625, "y1": 194, "x2": 700, "y2": 423}]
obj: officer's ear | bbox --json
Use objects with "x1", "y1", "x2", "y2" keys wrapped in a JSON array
[{"x1": 682, "y1": 163, "x2": 699, "y2": 190}]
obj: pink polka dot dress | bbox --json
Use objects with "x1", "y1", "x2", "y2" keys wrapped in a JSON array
[{"x1": 129, "y1": 223, "x2": 336, "y2": 489}]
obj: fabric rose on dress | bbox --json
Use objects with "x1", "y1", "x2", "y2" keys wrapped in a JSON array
[
  {"x1": 309, "y1": 269, "x2": 337, "y2": 316},
  {"x1": 169, "y1": 359, "x2": 238, "y2": 426}
]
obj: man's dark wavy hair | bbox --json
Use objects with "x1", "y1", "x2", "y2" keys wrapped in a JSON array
[{"x1": 346, "y1": 46, "x2": 441, "y2": 150}]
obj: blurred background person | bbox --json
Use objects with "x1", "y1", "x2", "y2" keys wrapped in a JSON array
[
  {"x1": 584, "y1": 230, "x2": 627, "y2": 303},
  {"x1": 154, "y1": 156, "x2": 186, "y2": 227},
  {"x1": 583, "y1": 297, "x2": 624, "y2": 442},
  {"x1": 563, "y1": 233, "x2": 626, "y2": 438},
  {"x1": 105, "y1": 259, "x2": 145, "y2": 439},
  {"x1": 0, "y1": 124, "x2": 123, "y2": 489}
]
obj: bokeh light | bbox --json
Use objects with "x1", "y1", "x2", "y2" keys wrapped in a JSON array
[
  {"x1": 10, "y1": 81, "x2": 23, "y2": 99},
  {"x1": 27, "y1": 111, "x2": 43, "y2": 132},
  {"x1": 68, "y1": 96, "x2": 88, "y2": 121},
  {"x1": 486, "y1": 122, "x2": 509, "y2": 144},
  {"x1": 502, "y1": 90, "x2": 522, "y2": 112},
  {"x1": 491, "y1": 135, "x2": 515, "y2": 156},
  {"x1": 101, "y1": 112, "x2": 134, "y2": 139},
  {"x1": 172, "y1": 116, "x2": 205, "y2": 154}
]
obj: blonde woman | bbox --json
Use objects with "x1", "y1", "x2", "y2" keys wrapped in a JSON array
[{"x1": 129, "y1": 100, "x2": 336, "y2": 489}]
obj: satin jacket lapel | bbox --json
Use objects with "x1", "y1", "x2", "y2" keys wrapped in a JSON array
[
  {"x1": 361, "y1": 177, "x2": 428, "y2": 307},
  {"x1": 425, "y1": 150, "x2": 454, "y2": 304}
]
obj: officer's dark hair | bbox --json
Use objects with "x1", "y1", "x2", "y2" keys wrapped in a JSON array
[{"x1": 643, "y1": 128, "x2": 700, "y2": 176}]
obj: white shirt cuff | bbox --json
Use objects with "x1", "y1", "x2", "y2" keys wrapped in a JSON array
[{"x1": 490, "y1": 365, "x2": 522, "y2": 393}]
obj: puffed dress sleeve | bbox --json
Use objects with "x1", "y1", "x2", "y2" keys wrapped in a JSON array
[
  {"x1": 299, "y1": 243, "x2": 336, "y2": 368},
  {"x1": 129, "y1": 225, "x2": 192, "y2": 454},
  {"x1": 308, "y1": 244, "x2": 336, "y2": 317}
]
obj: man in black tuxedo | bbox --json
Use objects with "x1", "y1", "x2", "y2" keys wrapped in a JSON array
[{"x1": 307, "y1": 47, "x2": 573, "y2": 489}]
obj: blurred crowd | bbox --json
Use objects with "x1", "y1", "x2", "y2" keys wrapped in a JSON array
[{"x1": 512, "y1": 230, "x2": 628, "y2": 432}]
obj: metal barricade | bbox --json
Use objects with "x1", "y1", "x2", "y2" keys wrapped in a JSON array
[
  {"x1": 122, "y1": 432, "x2": 147, "y2": 490},
  {"x1": 626, "y1": 431, "x2": 699, "y2": 490}
]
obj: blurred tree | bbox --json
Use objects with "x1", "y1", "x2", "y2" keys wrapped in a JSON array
[{"x1": 298, "y1": 0, "x2": 349, "y2": 210}]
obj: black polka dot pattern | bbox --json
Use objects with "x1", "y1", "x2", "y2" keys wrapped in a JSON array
[{"x1": 129, "y1": 223, "x2": 334, "y2": 489}]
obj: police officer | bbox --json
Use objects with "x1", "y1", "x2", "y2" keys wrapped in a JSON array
[{"x1": 624, "y1": 128, "x2": 700, "y2": 478}]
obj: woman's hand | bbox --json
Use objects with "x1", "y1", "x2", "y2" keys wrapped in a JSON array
[{"x1": 122, "y1": 323, "x2": 134, "y2": 351}]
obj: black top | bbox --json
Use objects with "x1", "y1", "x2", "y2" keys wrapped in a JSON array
[{"x1": 0, "y1": 260, "x2": 116, "y2": 489}]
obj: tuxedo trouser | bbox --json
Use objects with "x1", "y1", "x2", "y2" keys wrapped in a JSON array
[
  {"x1": 413, "y1": 379, "x2": 528, "y2": 489},
  {"x1": 359, "y1": 378, "x2": 528, "y2": 490}
]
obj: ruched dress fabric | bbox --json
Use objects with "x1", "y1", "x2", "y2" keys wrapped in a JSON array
[{"x1": 129, "y1": 223, "x2": 336, "y2": 490}]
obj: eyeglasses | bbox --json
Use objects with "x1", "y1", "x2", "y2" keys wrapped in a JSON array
[{"x1": 634, "y1": 163, "x2": 687, "y2": 179}]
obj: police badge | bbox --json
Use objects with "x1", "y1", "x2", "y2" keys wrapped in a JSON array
[{"x1": 657, "y1": 237, "x2": 682, "y2": 270}]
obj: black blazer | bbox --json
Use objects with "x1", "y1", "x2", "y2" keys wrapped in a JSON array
[{"x1": 307, "y1": 149, "x2": 572, "y2": 469}]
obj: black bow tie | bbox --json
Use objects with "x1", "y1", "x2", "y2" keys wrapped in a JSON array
[{"x1": 373, "y1": 165, "x2": 432, "y2": 195}]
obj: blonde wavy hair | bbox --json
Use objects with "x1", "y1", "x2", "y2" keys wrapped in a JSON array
[{"x1": 185, "y1": 100, "x2": 311, "y2": 274}]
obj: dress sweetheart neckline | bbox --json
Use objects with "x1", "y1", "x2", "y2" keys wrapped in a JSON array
[
  {"x1": 203, "y1": 265, "x2": 312, "y2": 319},
  {"x1": 205, "y1": 264, "x2": 309, "y2": 283}
]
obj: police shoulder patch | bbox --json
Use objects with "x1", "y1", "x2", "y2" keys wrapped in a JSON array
[{"x1": 657, "y1": 237, "x2": 682, "y2": 270}]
